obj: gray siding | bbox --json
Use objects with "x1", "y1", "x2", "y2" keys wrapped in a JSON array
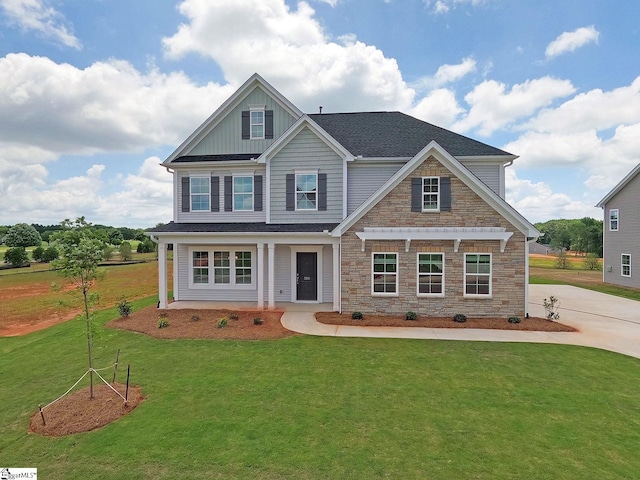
[
  {"x1": 187, "y1": 86, "x2": 298, "y2": 156},
  {"x1": 322, "y1": 245, "x2": 333, "y2": 303},
  {"x1": 602, "y1": 173, "x2": 640, "y2": 288},
  {"x1": 270, "y1": 127, "x2": 344, "y2": 223},
  {"x1": 347, "y1": 163, "x2": 402, "y2": 215},
  {"x1": 176, "y1": 166, "x2": 266, "y2": 223},
  {"x1": 463, "y1": 163, "x2": 501, "y2": 196}
]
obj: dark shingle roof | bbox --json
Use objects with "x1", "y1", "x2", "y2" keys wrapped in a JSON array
[
  {"x1": 308, "y1": 112, "x2": 512, "y2": 158},
  {"x1": 148, "y1": 222, "x2": 339, "y2": 234},
  {"x1": 172, "y1": 153, "x2": 260, "y2": 163}
]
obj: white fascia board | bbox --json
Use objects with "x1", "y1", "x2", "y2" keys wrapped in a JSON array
[
  {"x1": 456, "y1": 154, "x2": 518, "y2": 164},
  {"x1": 258, "y1": 115, "x2": 354, "y2": 163},
  {"x1": 595, "y1": 163, "x2": 640, "y2": 207},
  {"x1": 163, "y1": 74, "x2": 303, "y2": 165}
]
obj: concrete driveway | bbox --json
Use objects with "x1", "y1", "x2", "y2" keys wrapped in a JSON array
[{"x1": 281, "y1": 285, "x2": 640, "y2": 359}]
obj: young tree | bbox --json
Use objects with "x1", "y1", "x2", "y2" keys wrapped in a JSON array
[
  {"x1": 51, "y1": 218, "x2": 106, "y2": 399},
  {"x1": 32, "y1": 245, "x2": 46, "y2": 262},
  {"x1": 4, "y1": 247, "x2": 29, "y2": 267},
  {"x1": 119, "y1": 241, "x2": 133, "y2": 261},
  {"x1": 4, "y1": 223, "x2": 42, "y2": 248}
]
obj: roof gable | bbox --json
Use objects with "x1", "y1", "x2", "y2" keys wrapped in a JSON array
[{"x1": 596, "y1": 163, "x2": 640, "y2": 207}]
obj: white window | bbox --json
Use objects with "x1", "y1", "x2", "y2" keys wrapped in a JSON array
[
  {"x1": 417, "y1": 253, "x2": 444, "y2": 296},
  {"x1": 250, "y1": 109, "x2": 265, "y2": 139},
  {"x1": 422, "y1": 177, "x2": 440, "y2": 211},
  {"x1": 192, "y1": 251, "x2": 209, "y2": 284},
  {"x1": 464, "y1": 253, "x2": 492, "y2": 297},
  {"x1": 235, "y1": 251, "x2": 252, "y2": 284},
  {"x1": 609, "y1": 209, "x2": 619, "y2": 231},
  {"x1": 190, "y1": 177, "x2": 210, "y2": 211},
  {"x1": 213, "y1": 251, "x2": 230, "y2": 284},
  {"x1": 233, "y1": 176, "x2": 253, "y2": 211},
  {"x1": 189, "y1": 247, "x2": 255, "y2": 288},
  {"x1": 622, "y1": 254, "x2": 631, "y2": 277},
  {"x1": 296, "y1": 173, "x2": 317, "y2": 210},
  {"x1": 372, "y1": 253, "x2": 398, "y2": 295}
]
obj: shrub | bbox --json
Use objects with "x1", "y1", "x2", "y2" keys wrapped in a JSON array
[
  {"x1": 229, "y1": 312, "x2": 239, "y2": 320},
  {"x1": 117, "y1": 296, "x2": 132, "y2": 317},
  {"x1": 119, "y1": 241, "x2": 133, "y2": 261},
  {"x1": 351, "y1": 311, "x2": 363, "y2": 320},
  {"x1": 42, "y1": 246, "x2": 59, "y2": 262},
  {"x1": 508, "y1": 316, "x2": 521, "y2": 324},
  {"x1": 103, "y1": 245, "x2": 115, "y2": 261},
  {"x1": 583, "y1": 253, "x2": 601, "y2": 271},
  {"x1": 405, "y1": 311, "x2": 418, "y2": 320},
  {"x1": 543, "y1": 296, "x2": 560, "y2": 320},
  {"x1": 190, "y1": 314, "x2": 200, "y2": 322},
  {"x1": 4, "y1": 247, "x2": 29, "y2": 267},
  {"x1": 453, "y1": 313, "x2": 467, "y2": 323},
  {"x1": 136, "y1": 238, "x2": 157, "y2": 253},
  {"x1": 32, "y1": 245, "x2": 45, "y2": 262},
  {"x1": 555, "y1": 250, "x2": 571, "y2": 269},
  {"x1": 253, "y1": 317, "x2": 263, "y2": 325},
  {"x1": 217, "y1": 318, "x2": 228, "y2": 328},
  {"x1": 157, "y1": 318, "x2": 169, "y2": 328}
]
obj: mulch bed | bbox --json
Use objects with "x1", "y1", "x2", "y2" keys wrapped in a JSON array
[
  {"x1": 316, "y1": 312, "x2": 577, "y2": 332},
  {"x1": 106, "y1": 307, "x2": 295, "y2": 340},
  {"x1": 29, "y1": 382, "x2": 143, "y2": 437}
]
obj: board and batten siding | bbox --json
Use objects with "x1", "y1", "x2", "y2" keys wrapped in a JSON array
[
  {"x1": 463, "y1": 164, "x2": 502, "y2": 197},
  {"x1": 269, "y1": 127, "x2": 344, "y2": 223},
  {"x1": 176, "y1": 166, "x2": 266, "y2": 223},
  {"x1": 602, "y1": 172, "x2": 640, "y2": 288},
  {"x1": 186, "y1": 86, "x2": 298, "y2": 156},
  {"x1": 347, "y1": 163, "x2": 403, "y2": 215}
]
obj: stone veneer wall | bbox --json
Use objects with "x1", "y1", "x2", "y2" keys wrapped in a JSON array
[{"x1": 341, "y1": 156, "x2": 527, "y2": 317}]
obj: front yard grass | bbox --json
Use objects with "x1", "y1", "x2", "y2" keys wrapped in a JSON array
[{"x1": 1, "y1": 297, "x2": 640, "y2": 479}]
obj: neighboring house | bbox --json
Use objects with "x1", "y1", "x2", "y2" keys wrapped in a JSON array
[
  {"x1": 529, "y1": 242, "x2": 561, "y2": 255},
  {"x1": 148, "y1": 74, "x2": 540, "y2": 317},
  {"x1": 596, "y1": 163, "x2": 640, "y2": 289}
]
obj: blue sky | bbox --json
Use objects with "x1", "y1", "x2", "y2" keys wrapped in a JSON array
[{"x1": 1, "y1": 0, "x2": 639, "y2": 227}]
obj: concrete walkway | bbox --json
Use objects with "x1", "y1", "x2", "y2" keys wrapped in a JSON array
[{"x1": 281, "y1": 285, "x2": 640, "y2": 359}]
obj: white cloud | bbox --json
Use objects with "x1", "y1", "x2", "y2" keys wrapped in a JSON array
[
  {"x1": 0, "y1": 0, "x2": 81, "y2": 48},
  {"x1": 162, "y1": 0, "x2": 414, "y2": 112},
  {"x1": 409, "y1": 88, "x2": 464, "y2": 127},
  {"x1": 413, "y1": 57, "x2": 477, "y2": 91},
  {"x1": 454, "y1": 77, "x2": 575, "y2": 135},
  {"x1": 424, "y1": 0, "x2": 493, "y2": 14},
  {"x1": 545, "y1": 25, "x2": 600, "y2": 59}
]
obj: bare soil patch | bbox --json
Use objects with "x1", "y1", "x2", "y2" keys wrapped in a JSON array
[
  {"x1": 29, "y1": 382, "x2": 143, "y2": 436},
  {"x1": 316, "y1": 312, "x2": 576, "y2": 332},
  {"x1": 107, "y1": 306, "x2": 295, "y2": 340}
]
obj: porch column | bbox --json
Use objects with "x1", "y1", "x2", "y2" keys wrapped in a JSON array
[
  {"x1": 172, "y1": 243, "x2": 178, "y2": 301},
  {"x1": 257, "y1": 243, "x2": 265, "y2": 309},
  {"x1": 268, "y1": 242, "x2": 275, "y2": 310},
  {"x1": 332, "y1": 242, "x2": 340, "y2": 311},
  {"x1": 158, "y1": 241, "x2": 168, "y2": 308}
]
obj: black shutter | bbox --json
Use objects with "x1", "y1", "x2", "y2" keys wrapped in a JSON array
[
  {"x1": 318, "y1": 173, "x2": 327, "y2": 211},
  {"x1": 440, "y1": 177, "x2": 451, "y2": 211},
  {"x1": 411, "y1": 177, "x2": 422, "y2": 212},
  {"x1": 224, "y1": 176, "x2": 233, "y2": 212},
  {"x1": 211, "y1": 176, "x2": 219, "y2": 212},
  {"x1": 181, "y1": 177, "x2": 190, "y2": 212},
  {"x1": 286, "y1": 174, "x2": 295, "y2": 211},
  {"x1": 241, "y1": 111, "x2": 250, "y2": 139},
  {"x1": 254, "y1": 175, "x2": 263, "y2": 211},
  {"x1": 265, "y1": 110, "x2": 274, "y2": 139}
]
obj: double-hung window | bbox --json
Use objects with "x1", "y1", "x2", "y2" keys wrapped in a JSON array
[
  {"x1": 417, "y1": 253, "x2": 444, "y2": 296},
  {"x1": 192, "y1": 251, "x2": 209, "y2": 284},
  {"x1": 464, "y1": 253, "x2": 492, "y2": 296},
  {"x1": 250, "y1": 108, "x2": 265, "y2": 139},
  {"x1": 372, "y1": 253, "x2": 398, "y2": 295},
  {"x1": 213, "y1": 251, "x2": 231, "y2": 284},
  {"x1": 233, "y1": 176, "x2": 253, "y2": 211},
  {"x1": 622, "y1": 254, "x2": 631, "y2": 277},
  {"x1": 296, "y1": 173, "x2": 317, "y2": 210},
  {"x1": 609, "y1": 209, "x2": 619, "y2": 231},
  {"x1": 422, "y1": 177, "x2": 440, "y2": 211},
  {"x1": 190, "y1": 177, "x2": 210, "y2": 211},
  {"x1": 235, "y1": 251, "x2": 252, "y2": 284}
]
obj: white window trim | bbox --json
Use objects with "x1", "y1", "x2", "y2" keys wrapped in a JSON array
[
  {"x1": 416, "y1": 252, "x2": 445, "y2": 298},
  {"x1": 190, "y1": 174, "x2": 210, "y2": 212},
  {"x1": 463, "y1": 253, "x2": 492, "y2": 298},
  {"x1": 232, "y1": 175, "x2": 254, "y2": 212},
  {"x1": 249, "y1": 106, "x2": 265, "y2": 140},
  {"x1": 609, "y1": 209, "x2": 619, "y2": 231},
  {"x1": 295, "y1": 171, "x2": 318, "y2": 211},
  {"x1": 422, "y1": 176, "x2": 440, "y2": 212},
  {"x1": 621, "y1": 253, "x2": 631, "y2": 277},
  {"x1": 188, "y1": 246, "x2": 256, "y2": 290},
  {"x1": 371, "y1": 252, "x2": 399, "y2": 297}
]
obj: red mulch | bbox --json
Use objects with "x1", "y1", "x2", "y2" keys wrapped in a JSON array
[{"x1": 316, "y1": 312, "x2": 577, "y2": 332}]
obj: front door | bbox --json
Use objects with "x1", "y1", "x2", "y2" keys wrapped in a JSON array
[{"x1": 296, "y1": 252, "x2": 317, "y2": 301}]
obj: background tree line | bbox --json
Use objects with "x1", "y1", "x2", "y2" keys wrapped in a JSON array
[{"x1": 534, "y1": 217, "x2": 603, "y2": 256}]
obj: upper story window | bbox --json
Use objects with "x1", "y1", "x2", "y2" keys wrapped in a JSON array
[
  {"x1": 233, "y1": 176, "x2": 254, "y2": 211},
  {"x1": 422, "y1": 177, "x2": 440, "y2": 211},
  {"x1": 190, "y1": 177, "x2": 210, "y2": 211},
  {"x1": 464, "y1": 253, "x2": 492, "y2": 297},
  {"x1": 622, "y1": 254, "x2": 631, "y2": 277},
  {"x1": 296, "y1": 173, "x2": 317, "y2": 210},
  {"x1": 411, "y1": 176, "x2": 451, "y2": 213},
  {"x1": 242, "y1": 108, "x2": 273, "y2": 140},
  {"x1": 250, "y1": 108, "x2": 265, "y2": 139},
  {"x1": 609, "y1": 209, "x2": 619, "y2": 231}
]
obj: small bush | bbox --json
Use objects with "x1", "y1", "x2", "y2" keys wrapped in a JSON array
[
  {"x1": 119, "y1": 241, "x2": 133, "y2": 261},
  {"x1": 351, "y1": 311, "x2": 363, "y2": 320},
  {"x1": 543, "y1": 296, "x2": 560, "y2": 320},
  {"x1": 190, "y1": 314, "x2": 200, "y2": 322},
  {"x1": 229, "y1": 312, "x2": 239, "y2": 320},
  {"x1": 157, "y1": 318, "x2": 169, "y2": 329},
  {"x1": 583, "y1": 253, "x2": 601, "y2": 271},
  {"x1": 32, "y1": 246, "x2": 45, "y2": 262},
  {"x1": 217, "y1": 318, "x2": 228, "y2": 328},
  {"x1": 405, "y1": 311, "x2": 418, "y2": 320},
  {"x1": 253, "y1": 317, "x2": 263, "y2": 325},
  {"x1": 103, "y1": 245, "x2": 115, "y2": 261},
  {"x1": 453, "y1": 313, "x2": 467, "y2": 323},
  {"x1": 4, "y1": 247, "x2": 29, "y2": 267},
  {"x1": 117, "y1": 296, "x2": 132, "y2": 317},
  {"x1": 42, "y1": 246, "x2": 59, "y2": 262},
  {"x1": 508, "y1": 316, "x2": 521, "y2": 324},
  {"x1": 555, "y1": 250, "x2": 571, "y2": 269}
]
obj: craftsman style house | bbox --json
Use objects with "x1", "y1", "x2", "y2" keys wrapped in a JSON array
[
  {"x1": 148, "y1": 74, "x2": 540, "y2": 317},
  {"x1": 596, "y1": 163, "x2": 640, "y2": 289}
]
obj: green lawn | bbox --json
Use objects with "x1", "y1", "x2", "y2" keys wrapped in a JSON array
[{"x1": 2, "y1": 297, "x2": 640, "y2": 479}]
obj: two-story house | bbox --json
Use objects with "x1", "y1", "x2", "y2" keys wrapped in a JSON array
[
  {"x1": 596, "y1": 163, "x2": 640, "y2": 289},
  {"x1": 148, "y1": 74, "x2": 540, "y2": 317}
]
